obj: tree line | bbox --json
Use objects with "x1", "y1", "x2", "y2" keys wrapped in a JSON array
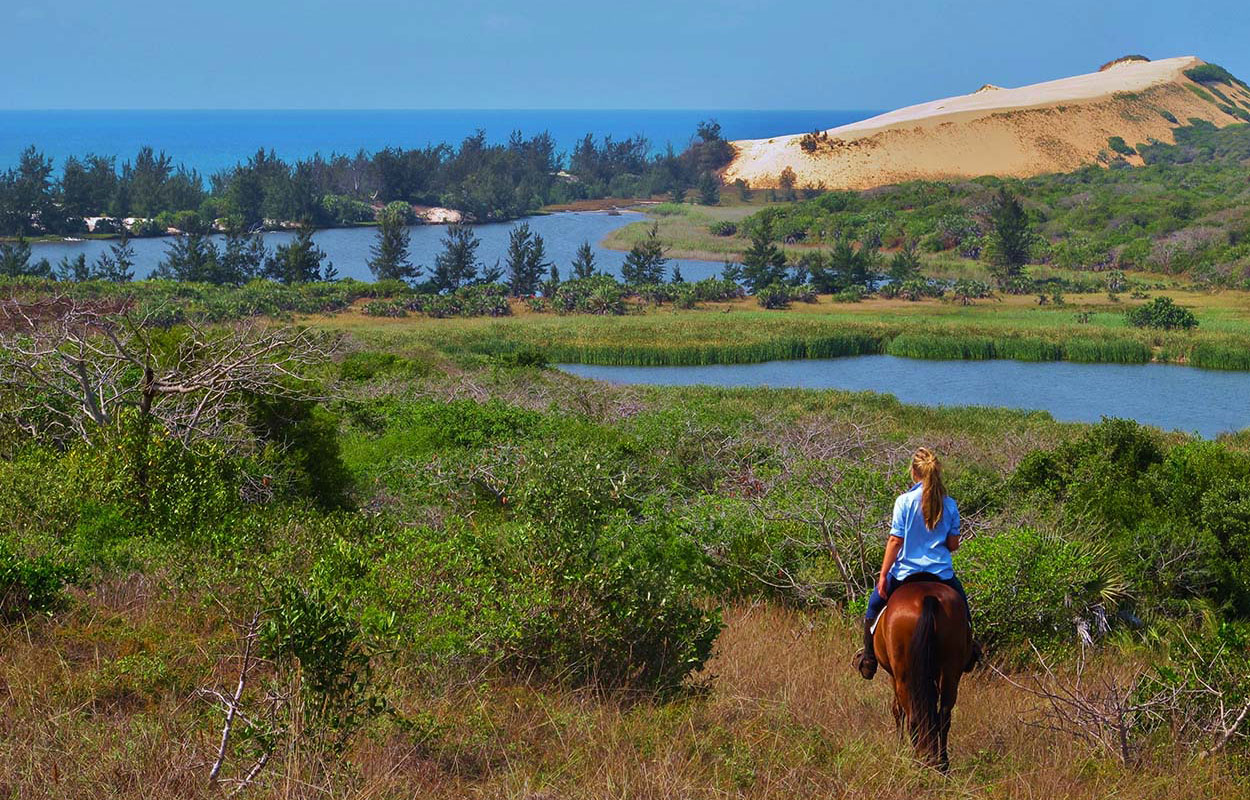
[{"x1": 0, "y1": 121, "x2": 735, "y2": 238}]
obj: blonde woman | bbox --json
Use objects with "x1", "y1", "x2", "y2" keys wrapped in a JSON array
[{"x1": 854, "y1": 448, "x2": 981, "y2": 679}]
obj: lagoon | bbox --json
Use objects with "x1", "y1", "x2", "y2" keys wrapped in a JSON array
[
  {"x1": 560, "y1": 356, "x2": 1250, "y2": 438},
  {"x1": 26, "y1": 210, "x2": 726, "y2": 283}
]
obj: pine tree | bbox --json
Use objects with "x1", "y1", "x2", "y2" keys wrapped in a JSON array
[
  {"x1": 92, "y1": 235, "x2": 136, "y2": 283},
  {"x1": 505, "y1": 222, "x2": 550, "y2": 296},
  {"x1": 571, "y1": 240, "x2": 597, "y2": 279},
  {"x1": 621, "y1": 223, "x2": 669, "y2": 284},
  {"x1": 887, "y1": 239, "x2": 921, "y2": 284},
  {"x1": 985, "y1": 188, "x2": 1032, "y2": 289},
  {"x1": 740, "y1": 218, "x2": 788, "y2": 293},
  {"x1": 431, "y1": 224, "x2": 484, "y2": 292},
  {"x1": 697, "y1": 172, "x2": 721, "y2": 205},
  {"x1": 0, "y1": 237, "x2": 34, "y2": 277},
  {"x1": 368, "y1": 206, "x2": 418, "y2": 282},
  {"x1": 155, "y1": 232, "x2": 220, "y2": 283},
  {"x1": 671, "y1": 264, "x2": 685, "y2": 284},
  {"x1": 263, "y1": 223, "x2": 328, "y2": 284},
  {"x1": 220, "y1": 231, "x2": 266, "y2": 284},
  {"x1": 56, "y1": 254, "x2": 91, "y2": 281}
]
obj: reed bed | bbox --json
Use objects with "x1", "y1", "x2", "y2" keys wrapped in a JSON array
[{"x1": 327, "y1": 308, "x2": 1250, "y2": 372}]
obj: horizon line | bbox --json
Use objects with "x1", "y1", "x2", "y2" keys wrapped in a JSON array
[{"x1": 0, "y1": 107, "x2": 880, "y2": 114}]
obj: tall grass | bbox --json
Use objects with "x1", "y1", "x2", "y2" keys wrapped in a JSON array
[
  {"x1": 1191, "y1": 342, "x2": 1250, "y2": 370},
  {"x1": 330, "y1": 310, "x2": 1250, "y2": 372}
]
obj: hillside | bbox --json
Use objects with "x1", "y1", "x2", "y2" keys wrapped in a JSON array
[{"x1": 725, "y1": 56, "x2": 1250, "y2": 189}]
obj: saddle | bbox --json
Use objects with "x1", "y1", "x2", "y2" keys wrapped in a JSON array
[{"x1": 869, "y1": 572, "x2": 949, "y2": 634}]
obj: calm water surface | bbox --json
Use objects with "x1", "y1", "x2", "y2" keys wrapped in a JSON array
[
  {"x1": 560, "y1": 357, "x2": 1250, "y2": 438},
  {"x1": 27, "y1": 211, "x2": 725, "y2": 283}
]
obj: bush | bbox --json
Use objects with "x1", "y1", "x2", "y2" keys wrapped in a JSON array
[
  {"x1": 1125, "y1": 296, "x2": 1198, "y2": 330},
  {"x1": 833, "y1": 286, "x2": 864, "y2": 303},
  {"x1": 709, "y1": 221, "x2": 737, "y2": 237},
  {"x1": 362, "y1": 299, "x2": 408, "y2": 318},
  {"x1": 0, "y1": 543, "x2": 78, "y2": 620},
  {"x1": 1184, "y1": 63, "x2": 1247, "y2": 88},
  {"x1": 1107, "y1": 136, "x2": 1137, "y2": 157},
  {"x1": 756, "y1": 284, "x2": 791, "y2": 309},
  {"x1": 961, "y1": 527, "x2": 1127, "y2": 655}
]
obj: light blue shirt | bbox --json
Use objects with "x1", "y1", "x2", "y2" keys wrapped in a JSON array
[{"x1": 888, "y1": 482, "x2": 960, "y2": 581}]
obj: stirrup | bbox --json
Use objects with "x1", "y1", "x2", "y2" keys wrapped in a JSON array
[{"x1": 853, "y1": 649, "x2": 878, "y2": 680}]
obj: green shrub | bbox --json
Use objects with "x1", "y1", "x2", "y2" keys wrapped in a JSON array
[
  {"x1": 0, "y1": 543, "x2": 78, "y2": 620},
  {"x1": 709, "y1": 221, "x2": 737, "y2": 237},
  {"x1": 1107, "y1": 136, "x2": 1137, "y2": 156},
  {"x1": 961, "y1": 528, "x2": 1127, "y2": 655},
  {"x1": 833, "y1": 286, "x2": 864, "y2": 303},
  {"x1": 1125, "y1": 296, "x2": 1198, "y2": 330},
  {"x1": 1184, "y1": 63, "x2": 1247, "y2": 88},
  {"x1": 755, "y1": 284, "x2": 791, "y2": 309}
]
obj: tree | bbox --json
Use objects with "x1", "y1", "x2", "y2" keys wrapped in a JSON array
[
  {"x1": 571, "y1": 240, "x2": 597, "y2": 279},
  {"x1": 778, "y1": 166, "x2": 798, "y2": 201},
  {"x1": 0, "y1": 237, "x2": 34, "y2": 277},
  {"x1": 92, "y1": 235, "x2": 136, "y2": 283},
  {"x1": 155, "y1": 232, "x2": 221, "y2": 283},
  {"x1": 367, "y1": 206, "x2": 417, "y2": 282},
  {"x1": 56, "y1": 254, "x2": 91, "y2": 281},
  {"x1": 431, "y1": 224, "x2": 486, "y2": 292},
  {"x1": 0, "y1": 296, "x2": 332, "y2": 458},
  {"x1": 542, "y1": 262, "x2": 561, "y2": 297},
  {"x1": 697, "y1": 172, "x2": 721, "y2": 205},
  {"x1": 888, "y1": 239, "x2": 921, "y2": 283},
  {"x1": 264, "y1": 223, "x2": 330, "y2": 284},
  {"x1": 741, "y1": 217, "x2": 788, "y2": 294},
  {"x1": 505, "y1": 222, "x2": 550, "y2": 296},
  {"x1": 621, "y1": 223, "x2": 669, "y2": 284},
  {"x1": 219, "y1": 231, "x2": 266, "y2": 284},
  {"x1": 985, "y1": 187, "x2": 1032, "y2": 288},
  {"x1": 671, "y1": 265, "x2": 685, "y2": 284}
]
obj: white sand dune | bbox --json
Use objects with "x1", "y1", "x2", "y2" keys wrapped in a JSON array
[{"x1": 725, "y1": 56, "x2": 1250, "y2": 189}]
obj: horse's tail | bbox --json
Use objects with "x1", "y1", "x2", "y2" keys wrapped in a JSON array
[{"x1": 907, "y1": 594, "x2": 941, "y2": 755}]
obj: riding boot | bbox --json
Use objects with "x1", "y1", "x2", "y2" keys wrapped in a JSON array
[{"x1": 853, "y1": 617, "x2": 878, "y2": 679}]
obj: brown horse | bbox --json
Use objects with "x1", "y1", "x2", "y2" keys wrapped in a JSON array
[{"x1": 873, "y1": 580, "x2": 972, "y2": 771}]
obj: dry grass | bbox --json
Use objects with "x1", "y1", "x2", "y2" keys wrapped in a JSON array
[{"x1": 1, "y1": 589, "x2": 1242, "y2": 799}]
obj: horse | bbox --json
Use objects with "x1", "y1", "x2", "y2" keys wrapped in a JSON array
[{"x1": 872, "y1": 579, "x2": 972, "y2": 771}]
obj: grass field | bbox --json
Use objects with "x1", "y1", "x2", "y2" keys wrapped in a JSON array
[{"x1": 311, "y1": 287, "x2": 1250, "y2": 369}]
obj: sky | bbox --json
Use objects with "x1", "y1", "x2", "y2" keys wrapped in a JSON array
[{"x1": 4, "y1": 0, "x2": 1248, "y2": 110}]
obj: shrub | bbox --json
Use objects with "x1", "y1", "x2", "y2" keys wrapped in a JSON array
[
  {"x1": 833, "y1": 286, "x2": 864, "y2": 303},
  {"x1": 1185, "y1": 63, "x2": 1247, "y2": 88},
  {"x1": 362, "y1": 299, "x2": 408, "y2": 317},
  {"x1": 756, "y1": 284, "x2": 791, "y2": 309},
  {"x1": 961, "y1": 528, "x2": 1127, "y2": 655},
  {"x1": 1125, "y1": 296, "x2": 1198, "y2": 330},
  {"x1": 0, "y1": 543, "x2": 78, "y2": 620},
  {"x1": 1107, "y1": 136, "x2": 1137, "y2": 157},
  {"x1": 709, "y1": 221, "x2": 737, "y2": 237}
]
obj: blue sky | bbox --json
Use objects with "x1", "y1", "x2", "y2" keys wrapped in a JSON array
[{"x1": 5, "y1": 0, "x2": 1247, "y2": 109}]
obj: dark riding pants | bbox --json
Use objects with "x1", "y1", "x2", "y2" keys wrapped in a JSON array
[{"x1": 865, "y1": 572, "x2": 971, "y2": 624}]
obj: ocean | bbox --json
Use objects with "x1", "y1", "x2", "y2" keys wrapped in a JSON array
[{"x1": 0, "y1": 109, "x2": 876, "y2": 176}]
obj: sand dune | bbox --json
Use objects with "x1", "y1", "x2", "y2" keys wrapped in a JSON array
[{"x1": 725, "y1": 56, "x2": 1250, "y2": 189}]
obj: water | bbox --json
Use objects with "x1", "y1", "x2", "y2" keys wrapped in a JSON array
[
  {"x1": 0, "y1": 109, "x2": 874, "y2": 176},
  {"x1": 559, "y1": 357, "x2": 1250, "y2": 438},
  {"x1": 27, "y1": 210, "x2": 728, "y2": 283}
]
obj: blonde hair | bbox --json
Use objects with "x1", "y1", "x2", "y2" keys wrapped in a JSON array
[{"x1": 911, "y1": 448, "x2": 946, "y2": 530}]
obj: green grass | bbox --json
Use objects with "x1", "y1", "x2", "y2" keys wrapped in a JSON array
[{"x1": 315, "y1": 291, "x2": 1250, "y2": 370}]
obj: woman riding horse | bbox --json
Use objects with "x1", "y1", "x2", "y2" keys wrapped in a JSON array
[{"x1": 854, "y1": 448, "x2": 981, "y2": 679}]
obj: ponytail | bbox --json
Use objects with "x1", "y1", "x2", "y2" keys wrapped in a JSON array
[{"x1": 912, "y1": 447, "x2": 946, "y2": 530}]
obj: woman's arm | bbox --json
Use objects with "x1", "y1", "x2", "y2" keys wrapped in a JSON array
[
  {"x1": 946, "y1": 498, "x2": 962, "y2": 552},
  {"x1": 877, "y1": 536, "x2": 903, "y2": 597}
]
